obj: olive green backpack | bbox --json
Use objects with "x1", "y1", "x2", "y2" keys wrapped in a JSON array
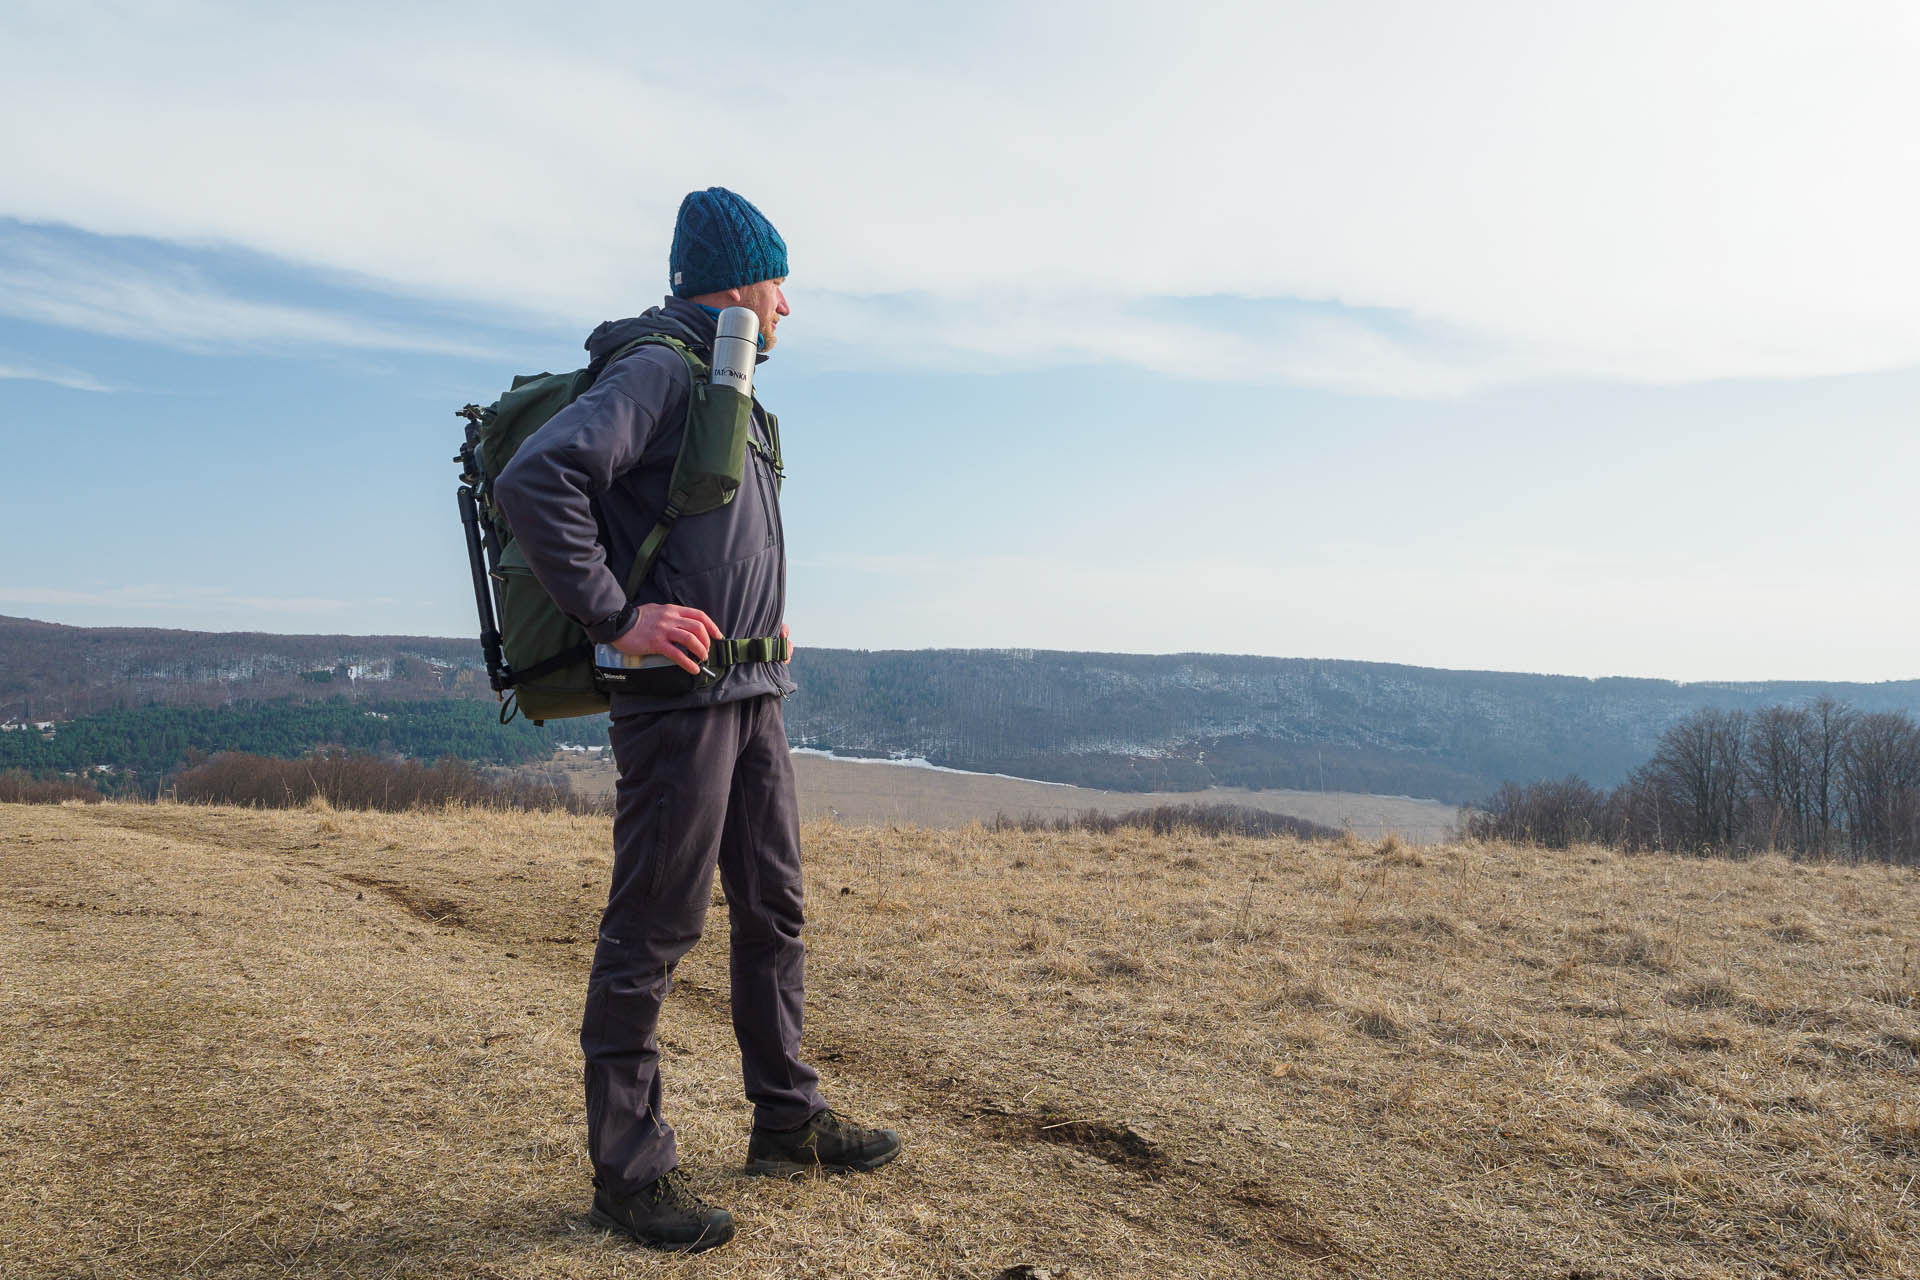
[{"x1": 454, "y1": 335, "x2": 783, "y2": 724}]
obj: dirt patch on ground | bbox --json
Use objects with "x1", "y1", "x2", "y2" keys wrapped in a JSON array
[
  {"x1": 975, "y1": 1108, "x2": 1167, "y2": 1174},
  {"x1": 340, "y1": 873, "x2": 472, "y2": 929}
]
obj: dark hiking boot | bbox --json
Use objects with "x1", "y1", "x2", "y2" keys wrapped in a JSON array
[
  {"x1": 745, "y1": 1107, "x2": 902, "y2": 1176},
  {"x1": 587, "y1": 1168, "x2": 735, "y2": 1253}
]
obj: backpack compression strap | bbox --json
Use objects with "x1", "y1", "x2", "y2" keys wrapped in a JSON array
[
  {"x1": 509, "y1": 644, "x2": 589, "y2": 687},
  {"x1": 757, "y1": 411, "x2": 784, "y2": 491}
]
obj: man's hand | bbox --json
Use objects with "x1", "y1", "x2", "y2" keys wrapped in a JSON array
[
  {"x1": 781, "y1": 622, "x2": 794, "y2": 663},
  {"x1": 610, "y1": 604, "x2": 725, "y2": 674}
]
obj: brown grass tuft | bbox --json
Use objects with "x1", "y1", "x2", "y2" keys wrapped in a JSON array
[
  {"x1": 1373, "y1": 832, "x2": 1424, "y2": 866},
  {"x1": 1766, "y1": 911, "x2": 1826, "y2": 944},
  {"x1": 1352, "y1": 1006, "x2": 1412, "y2": 1041},
  {"x1": 1578, "y1": 922, "x2": 1682, "y2": 973},
  {"x1": 1866, "y1": 1101, "x2": 1920, "y2": 1156},
  {"x1": 1665, "y1": 973, "x2": 1754, "y2": 1013}
]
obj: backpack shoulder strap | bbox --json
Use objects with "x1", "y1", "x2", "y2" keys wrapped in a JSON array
[
  {"x1": 618, "y1": 335, "x2": 709, "y2": 599},
  {"x1": 602, "y1": 332, "x2": 707, "y2": 380}
]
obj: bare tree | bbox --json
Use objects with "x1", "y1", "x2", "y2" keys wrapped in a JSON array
[
  {"x1": 1803, "y1": 697, "x2": 1856, "y2": 855},
  {"x1": 1840, "y1": 711, "x2": 1920, "y2": 862},
  {"x1": 1608, "y1": 767, "x2": 1673, "y2": 852},
  {"x1": 1471, "y1": 697, "x2": 1920, "y2": 865},
  {"x1": 1746, "y1": 705, "x2": 1812, "y2": 851},
  {"x1": 1643, "y1": 708, "x2": 1749, "y2": 852}
]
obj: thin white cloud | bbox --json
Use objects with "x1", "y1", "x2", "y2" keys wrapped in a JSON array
[
  {"x1": 1, "y1": 2, "x2": 1916, "y2": 390},
  {"x1": 0, "y1": 234, "x2": 511, "y2": 359},
  {"x1": 791, "y1": 291, "x2": 1516, "y2": 396},
  {"x1": 0, "y1": 358, "x2": 110, "y2": 392}
]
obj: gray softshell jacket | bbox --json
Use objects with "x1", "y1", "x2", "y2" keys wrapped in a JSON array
[{"x1": 493, "y1": 297, "x2": 795, "y2": 712}]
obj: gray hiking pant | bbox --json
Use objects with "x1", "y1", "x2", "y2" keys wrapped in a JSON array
[{"x1": 582, "y1": 693, "x2": 823, "y2": 1194}]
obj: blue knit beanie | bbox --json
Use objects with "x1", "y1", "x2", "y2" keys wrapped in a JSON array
[{"x1": 669, "y1": 187, "x2": 788, "y2": 298}]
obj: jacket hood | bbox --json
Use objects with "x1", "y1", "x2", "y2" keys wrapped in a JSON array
[{"x1": 583, "y1": 296, "x2": 715, "y2": 374}]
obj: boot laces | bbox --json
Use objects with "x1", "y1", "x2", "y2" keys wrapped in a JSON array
[{"x1": 652, "y1": 1167, "x2": 716, "y2": 1216}]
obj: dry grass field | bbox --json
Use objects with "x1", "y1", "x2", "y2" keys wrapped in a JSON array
[
  {"x1": 3, "y1": 801, "x2": 1916, "y2": 1279},
  {"x1": 545, "y1": 749, "x2": 1462, "y2": 839}
]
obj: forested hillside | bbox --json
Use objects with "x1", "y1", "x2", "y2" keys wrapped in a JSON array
[
  {"x1": 0, "y1": 615, "x2": 486, "y2": 719},
  {"x1": 0, "y1": 699, "x2": 592, "y2": 782},
  {"x1": 781, "y1": 650, "x2": 1920, "y2": 801},
  {"x1": 8, "y1": 616, "x2": 1920, "y2": 802}
]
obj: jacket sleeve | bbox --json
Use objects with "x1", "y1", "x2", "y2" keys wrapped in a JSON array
[{"x1": 493, "y1": 351, "x2": 685, "y2": 642}]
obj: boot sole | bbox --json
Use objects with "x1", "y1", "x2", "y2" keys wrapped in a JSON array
[
  {"x1": 744, "y1": 1142, "x2": 902, "y2": 1177},
  {"x1": 587, "y1": 1205, "x2": 735, "y2": 1253}
]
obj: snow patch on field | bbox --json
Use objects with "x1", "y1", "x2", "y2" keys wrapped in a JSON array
[{"x1": 789, "y1": 746, "x2": 1072, "y2": 787}]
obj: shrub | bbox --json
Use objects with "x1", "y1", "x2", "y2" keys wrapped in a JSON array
[
  {"x1": 0, "y1": 771, "x2": 102, "y2": 804},
  {"x1": 991, "y1": 803, "x2": 1340, "y2": 841},
  {"x1": 172, "y1": 751, "x2": 606, "y2": 814},
  {"x1": 1467, "y1": 777, "x2": 1610, "y2": 848}
]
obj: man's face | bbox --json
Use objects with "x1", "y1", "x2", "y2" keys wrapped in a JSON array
[{"x1": 734, "y1": 278, "x2": 789, "y2": 351}]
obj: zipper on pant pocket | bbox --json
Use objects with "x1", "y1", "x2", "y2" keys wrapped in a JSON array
[{"x1": 642, "y1": 792, "x2": 672, "y2": 901}]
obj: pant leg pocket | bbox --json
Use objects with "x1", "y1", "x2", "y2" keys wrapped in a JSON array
[{"x1": 641, "y1": 791, "x2": 673, "y2": 903}]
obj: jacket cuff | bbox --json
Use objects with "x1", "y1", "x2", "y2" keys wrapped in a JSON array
[{"x1": 585, "y1": 602, "x2": 637, "y2": 645}]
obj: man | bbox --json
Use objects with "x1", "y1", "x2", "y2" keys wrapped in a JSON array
[{"x1": 494, "y1": 187, "x2": 899, "y2": 1254}]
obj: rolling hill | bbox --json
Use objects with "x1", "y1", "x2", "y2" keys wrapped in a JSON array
[{"x1": 8, "y1": 614, "x2": 1920, "y2": 802}]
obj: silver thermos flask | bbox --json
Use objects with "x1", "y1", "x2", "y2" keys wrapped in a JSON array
[
  {"x1": 592, "y1": 306, "x2": 758, "y2": 683},
  {"x1": 709, "y1": 305, "x2": 759, "y2": 397}
]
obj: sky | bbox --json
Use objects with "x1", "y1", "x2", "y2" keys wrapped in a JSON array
[{"x1": 2, "y1": 0, "x2": 1917, "y2": 683}]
